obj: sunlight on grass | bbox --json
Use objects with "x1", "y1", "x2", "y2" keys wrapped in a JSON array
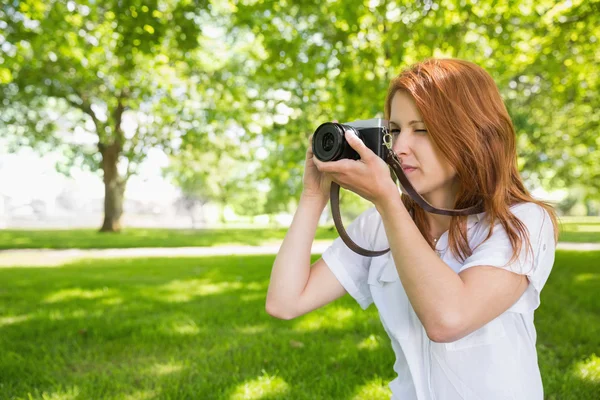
[
  {"x1": 148, "y1": 362, "x2": 184, "y2": 376},
  {"x1": 0, "y1": 314, "x2": 32, "y2": 327},
  {"x1": 240, "y1": 293, "x2": 265, "y2": 302},
  {"x1": 244, "y1": 282, "x2": 265, "y2": 291},
  {"x1": 571, "y1": 354, "x2": 600, "y2": 383},
  {"x1": 149, "y1": 279, "x2": 246, "y2": 303},
  {"x1": 131, "y1": 230, "x2": 152, "y2": 237},
  {"x1": 560, "y1": 217, "x2": 600, "y2": 224},
  {"x1": 566, "y1": 224, "x2": 600, "y2": 233},
  {"x1": 48, "y1": 309, "x2": 87, "y2": 321},
  {"x1": 122, "y1": 390, "x2": 159, "y2": 400},
  {"x1": 229, "y1": 372, "x2": 289, "y2": 400},
  {"x1": 144, "y1": 279, "x2": 266, "y2": 303},
  {"x1": 169, "y1": 320, "x2": 201, "y2": 336},
  {"x1": 13, "y1": 238, "x2": 33, "y2": 245},
  {"x1": 100, "y1": 296, "x2": 123, "y2": 305},
  {"x1": 35, "y1": 386, "x2": 80, "y2": 399},
  {"x1": 574, "y1": 273, "x2": 599, "y2": 283},
  {"x1": 357, "y1": 334, "x2": 382, "y2": 351},
  {"x1": 351, "y1": 377, "x2": 392, "y2": 400},
  {"x1": 293, "y1": 306, "x2": 356, "y2": 332},
  {"x1": 574, "y1": 273, "x2": 600, "y2": 282},
  {"x1": 236, "y1": 324, "x2": 268, "y2": 334},
  {"x1": 43, "y1": 287, "x2": 116, "y2": 303}
]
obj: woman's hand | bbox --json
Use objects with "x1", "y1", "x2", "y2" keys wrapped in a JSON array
[
  {"x1": 312, "y1": 129, "x2": 398, "y2": 206},
  {"x1": 302, "y1": 132, "x2": 333, "y2": 201}
]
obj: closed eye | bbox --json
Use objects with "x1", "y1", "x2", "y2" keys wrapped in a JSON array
[{"x1": 391, "y1": 129, "x2": 428, "y2": 135}]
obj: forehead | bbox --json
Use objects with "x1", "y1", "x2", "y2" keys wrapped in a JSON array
[{"x1": 389, "y1": 91, "x2": 422, "y2": 122}]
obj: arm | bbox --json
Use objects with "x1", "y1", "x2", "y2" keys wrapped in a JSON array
[
  {"x1": 265, "y1": 194, "x2": 347, "y2": 320},
  {"x1": 311, "y1": 128, "x2": 533, "y2": 342},
  {"x1": 375, "y1": 191, "x2": 528, "y2": 343}
]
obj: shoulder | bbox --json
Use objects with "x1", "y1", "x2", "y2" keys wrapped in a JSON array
[
  {"x1": 509, "y1": 202, "x2": 548, "y2": 219},
  {"x1": 478, "y1": 202, "x2": 550, "y2": 230},
  {"x1": 508, "y1": 202, "x2": 553, "y2": 236},
  {"x1": 474, "y1": 202, "x2": 554, "y2": 246}
]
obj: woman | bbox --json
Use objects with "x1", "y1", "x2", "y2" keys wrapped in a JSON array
[{"x1": 265, "y1": 58, "x2": 559, "y2": 400}]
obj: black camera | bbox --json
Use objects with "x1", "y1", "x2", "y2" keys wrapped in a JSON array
[{"x1": 312, "y1": 118, "x2": 390, "y2": 162}]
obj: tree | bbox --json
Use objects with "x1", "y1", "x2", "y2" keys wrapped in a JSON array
[
  {"x1": 165, "y1": 134, "x2": 267, "y2": 224},
  {"x1": 0, "y1": 0, "x2": 212, "y2": 231},
  {"x1": 230, "y1": 0, "x2": 600, "y2": 211}
]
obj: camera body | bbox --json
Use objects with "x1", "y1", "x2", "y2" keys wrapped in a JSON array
[{"x1": 312, "y1": 118, "x2": 389, "y2": 162}]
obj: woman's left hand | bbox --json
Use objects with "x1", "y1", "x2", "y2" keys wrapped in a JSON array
[{"x1": 312, "y1": 129, "x2": 399, "y2": 206}]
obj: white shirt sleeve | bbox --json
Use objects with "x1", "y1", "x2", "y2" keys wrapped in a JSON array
[
  {"x1": 321, "y1": 207, "x2": 384, "y2": 310},
  {"x1": 458, "y1": 202, "x2": 556, "y2": 313}
]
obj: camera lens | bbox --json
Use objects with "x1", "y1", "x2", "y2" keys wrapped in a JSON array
[
  {"x1": 322, "y1": 132, "x2": 335, "y2": 152},
  {"x1": 312, "y1": 123, "x2": 345, "y2": 161}
]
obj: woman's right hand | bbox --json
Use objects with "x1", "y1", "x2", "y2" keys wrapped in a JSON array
[{"x1": 302, "y1": 132, "x2": 333, "y2": 202}]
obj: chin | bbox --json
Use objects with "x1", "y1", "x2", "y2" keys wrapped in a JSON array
[{"x1": 400, "y1": 186, "x2": 423, "y2": 196}]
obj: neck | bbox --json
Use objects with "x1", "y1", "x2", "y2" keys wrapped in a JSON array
[
  {"x1": 427, "y1": 213, "x2": 452, "y2": 239},
  {"x1": 422, "y1": 186, "x2": 458, "y2": 239}
]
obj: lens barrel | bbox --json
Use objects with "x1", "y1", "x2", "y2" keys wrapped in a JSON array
[{"x1": 312, "y1": 122, "x2": 359, "y2": 161}]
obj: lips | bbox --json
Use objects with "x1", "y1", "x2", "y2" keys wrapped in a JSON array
[{"x1": 402, "y1": 167, "x2": 417, "y2": 173}]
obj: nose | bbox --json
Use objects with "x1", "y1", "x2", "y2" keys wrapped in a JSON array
[{"x1": 391, "y1": 130, "x2": 413, "y2": 157}]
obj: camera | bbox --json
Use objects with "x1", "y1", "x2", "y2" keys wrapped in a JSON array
[{"x1": 312, "y1": 118, "x2": 390, "y2": 162}]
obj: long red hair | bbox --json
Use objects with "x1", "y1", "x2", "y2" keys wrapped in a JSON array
[{"x1": 384, "y1": 58, "x2": 559, "y2": 266}]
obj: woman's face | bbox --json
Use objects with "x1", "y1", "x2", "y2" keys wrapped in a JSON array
[{"x1": 389, "y1": 91, "x2": 458, "y2": 207}]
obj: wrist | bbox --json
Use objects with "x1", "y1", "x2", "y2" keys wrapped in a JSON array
[
  {"x1": 374, "y1": 184, "x2": 402, "y2": 214},
  {"x1": 300, "y1": 192, "x2": 329, "y2": 207}
]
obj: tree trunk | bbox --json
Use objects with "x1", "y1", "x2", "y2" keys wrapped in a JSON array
[
  {"x1": 220, "y1": 204, "x2": 227, "y2": 224},
  {"x1": 99, "y1": 142, "x2": 126, "y2": 232}
]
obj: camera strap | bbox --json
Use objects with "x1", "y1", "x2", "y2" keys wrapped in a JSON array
[{"x1": 330, "y1": 149, "x2": 485, "y2": 257}]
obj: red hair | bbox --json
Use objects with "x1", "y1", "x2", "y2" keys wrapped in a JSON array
[{"x1": 384, "y1": 58, "x2": 559, "y2": 266}]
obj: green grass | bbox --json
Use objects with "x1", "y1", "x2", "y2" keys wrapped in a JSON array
[
  {"x1": 0, "y1": 217, "x2": 600, "y2": 250},
  {"x1": 0, "y1": 252, "x2": 598, "y2": 399},
  {"x1": 0, "y1": 227, "x2": 339, "y2": 250},
  {"x1": 557, "y1": 219, "x2": 600, "y2": 243}
]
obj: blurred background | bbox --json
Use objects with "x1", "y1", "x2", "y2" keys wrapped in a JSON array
[
  {"x1": 1, "y1": 0, "x2": 599, "y2": 232},
  {"x1": 1, "y1": 1, "x2": 599, "y2": 399}
]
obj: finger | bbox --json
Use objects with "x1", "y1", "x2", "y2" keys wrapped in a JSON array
[
  {"x1": 344, "y1": 130, "x2": 373, "y2": 161},
  {"x1": 314, "y1": 157, "x2": 353, "y2": 173},
  {"x1": 307, "y1": 134, "x2": 318, "y2": 159},
  {"x1": 312, "y1": 156, "x2": 325, "y2": 171}
]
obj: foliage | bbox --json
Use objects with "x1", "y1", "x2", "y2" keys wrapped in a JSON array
[
  {"x1": 231, "y1": 0, "x2": 600, "y2": 211},
  {"x1": 1, "y1": 0, "x2": 599, "y2": 219}
]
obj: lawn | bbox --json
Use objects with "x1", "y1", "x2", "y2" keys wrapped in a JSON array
[
  {"x1": 1, "y1": 217, "x2": 600, "y2": 250},
  {"x1": 0, "y1": 251, "x2": 598, "y2": 399},
  {"x1": 0, "y1": 227, "x2": 339, "y2": 250},
  {"x1": 558, "y1": 218, "x2": 600, "y2": 243}
]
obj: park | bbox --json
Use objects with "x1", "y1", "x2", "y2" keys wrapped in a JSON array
[{"x1": 1, "y1": 1, "x2": 599, "y2": 399}]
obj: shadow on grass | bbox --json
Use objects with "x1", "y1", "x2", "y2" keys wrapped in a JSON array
[{"x1": 0, "y1": 251, "x2": 598, "y2": 399}]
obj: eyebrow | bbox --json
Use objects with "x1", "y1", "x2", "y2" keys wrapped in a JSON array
[{"x1": 389, "y1": 120, "x2": 424, "y2": 126}]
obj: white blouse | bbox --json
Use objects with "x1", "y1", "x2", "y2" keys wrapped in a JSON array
[{"x1": 321, "y1": 202, "x2": 556, "y2": 400}]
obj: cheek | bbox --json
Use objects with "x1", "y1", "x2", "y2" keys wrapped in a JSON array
[
  {"x1": 428, "y1": 150, "x2": 455, "y2": 178},
  {"x1": 441, "y1": 161, "x2": 457, "y2": 178}
]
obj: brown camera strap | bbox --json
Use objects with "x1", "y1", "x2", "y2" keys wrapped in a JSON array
[{"x1": 330, "y1": 150, "x2": 485, "y2": 257}]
